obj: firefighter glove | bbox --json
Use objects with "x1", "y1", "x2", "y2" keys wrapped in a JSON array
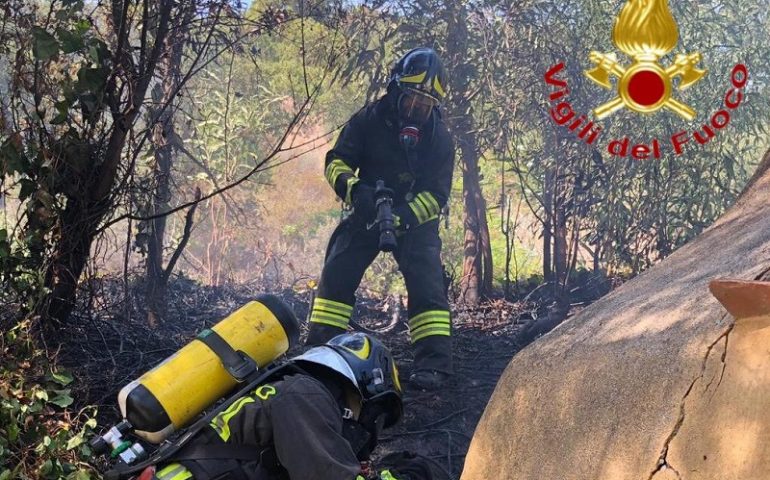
[
  {"x1": 352, "y1": 183, "x2": 377, "y2": 222},
  {"x1": 392, "y1": 204, "x2": 414, "y2": 231}
]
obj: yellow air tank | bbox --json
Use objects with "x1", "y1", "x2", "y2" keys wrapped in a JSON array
[{"x1": 117, "y1": 294, "x2": 300, "y2": 443}]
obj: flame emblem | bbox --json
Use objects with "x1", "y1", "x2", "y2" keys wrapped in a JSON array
[{"x1": 585, "y1": 0, "x2": 706, "y2": 120}]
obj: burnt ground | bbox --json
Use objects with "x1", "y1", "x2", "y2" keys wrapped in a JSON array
[{"x1": 57, "y1": 277, "x2": 541, "y2": 479}]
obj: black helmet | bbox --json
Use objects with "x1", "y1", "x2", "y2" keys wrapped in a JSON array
[
  {"x1": 292, "y1": 332, "x2": 403, "y2": 428},
  {"x1": 389, "y1": 47, "x2": 447, "y2": 128}
]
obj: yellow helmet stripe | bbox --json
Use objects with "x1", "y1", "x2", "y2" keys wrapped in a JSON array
[
  {"x1": 399, "y1": 71, "x2": 427, "y2": 84},
  {"x1": 343, "y1": 336, "x2": 371, "y2": 360},
  {"x1": 433, "y1": 76, "x2": 446, "y2": 98},
  {"x1": 392, "y1": 362, "x2": 402, "y2": 393}
]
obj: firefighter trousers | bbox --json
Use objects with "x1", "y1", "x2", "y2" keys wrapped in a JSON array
[{"x1": 307, "y1": 217, "x2": 452, "y2": 374}]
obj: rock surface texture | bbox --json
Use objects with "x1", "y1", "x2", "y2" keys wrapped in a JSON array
[{"x1": 461, "y1": 161, "x2": 770, "y2": 480}]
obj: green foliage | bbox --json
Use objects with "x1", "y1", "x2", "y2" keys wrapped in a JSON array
[
  {"x1": 0, "y1": 1, "x2": 111, "y2": 311},
  {"x1": 0, "y1": 323, "x2": 98, "y2": 479}
]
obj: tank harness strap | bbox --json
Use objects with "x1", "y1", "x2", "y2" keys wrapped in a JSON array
[
  {"x1": 174, "y1": 444, "x2": 272, "y2": 480},
  {"x1": 195, "y1": 329, "x2": 257, "y2": 382},
  {"x1": 175, "y1": 443, "x2": 265, "y2": 462}
]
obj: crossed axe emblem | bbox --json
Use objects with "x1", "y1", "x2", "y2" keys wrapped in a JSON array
[{"x1": 585, "y1": 51, "x2": 706, "y2": 120}]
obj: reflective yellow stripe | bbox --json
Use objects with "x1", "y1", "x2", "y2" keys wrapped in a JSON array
[
  {"x1": 345, "y1": 176, "x2": 359, "y2": 204},
  {"x1": 415, "y1": 194, "x2": 433, "y2": 215},
  {"x1": 409, "y1": 198, "x2": 430, "y2": 224},
  {"x1": 409, "y1": 310, "x2": 450, "y2": 330},
  {"x1": 380, "y1": 470, "x2": 399, "y2": 480},
  {"x1": 311, "y1": 298, "x2": 353, "y2": 328},
  {"x1": 310, "y1": 318, "x2": 349, "y2": 329},
  {"x1": 255, "y1": 384, "x2": 276, "y2": 400},
  {"x1": 210, "y1": 396, "x2": 255, "y2": 441},
  {"x1": 326, "y1": 160, "x2": 353, "y2": 186},
  {"x1": 157, "y1": 463, "x2": 193, "y2": 480},
  {"x1": 433, "y1": 76, "x2": 446, "y2": 98},
  {"x1": 409, "y1": 192, "x2": 442, "y2": 225},
  {"x1": 411, "y1": 326, "x2": 451, "y2": 342},
  {"x1": 418, "y1": 191, "x2": 441, "y2": 215},
  {"x1": 325, "y1": 159, "x2": 354, "y2": 187},
  {"x1": 314, "y1": 298, "x2": 353, "y2": 316},
  {"x1": 310, "y1": 311, "x2": 349, "y2": 329},
  {"x1": 411, "y1": 321, "x2": 450, "y2": 337},
  {"x1": 313, "y1": 302, "x2": 352, "y2": 316},
  {"x1": 311, "y1": 308, "x2": 350, "y2": 321},
  {"x1": 399, "y1": 71, "x2": 427, "y2": 83}
]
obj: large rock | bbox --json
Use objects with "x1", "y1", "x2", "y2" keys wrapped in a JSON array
[{"x1": 461, "y1": 160, "x2": 770, "y2": 480}]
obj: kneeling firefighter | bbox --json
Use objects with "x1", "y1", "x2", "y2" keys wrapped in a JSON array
[{"x1": 137, "y1": 333, "x2": 446, "y2": 480}]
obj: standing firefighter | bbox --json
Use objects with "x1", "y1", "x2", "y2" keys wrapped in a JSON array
[{"x1": 308, "y1": 48, "x2": 455, "y2": 390}]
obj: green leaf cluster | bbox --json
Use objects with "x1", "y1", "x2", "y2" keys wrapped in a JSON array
[{"x1": 1, "y1": 324, "x2": 98, "y2": 479}]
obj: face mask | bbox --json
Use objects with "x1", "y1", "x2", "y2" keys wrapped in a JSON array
[
  {"x1": 396, "y1": 90, "x2": 437, "y2": 149},
  {"x1": 398, "y1": 91, "x2": 436, "y2": 125}
]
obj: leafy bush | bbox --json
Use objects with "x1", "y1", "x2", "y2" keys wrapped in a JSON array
[{"x1": 0, "y1": 321, "x2": 98, "y2": 480}]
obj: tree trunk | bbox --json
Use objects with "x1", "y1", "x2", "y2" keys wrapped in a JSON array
[
  {"x1": 542, "y1": 168, "x2": 555, "y2": 283},
  {"x1": 553, "y1": 204, "x2": 568, "y2": 290},
  {"x1": 44, "y1": 201, "x2": 100, "y2": 325},
  {"x1": 446, "y1": 3, "x2": 493, "y2": 304},
  {"x1": 40, "y1": 1, "x2": 174, "y2": 325},
  {"x1": 459, "y1": 138, "x2": 485, "y2": 304},
  {"x1": 146, "y1": 9, "x2": 191, "y2": 316}
]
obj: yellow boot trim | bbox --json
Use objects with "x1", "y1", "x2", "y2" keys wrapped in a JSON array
[
  {"x1": 409, "y1": 310, "x2": 451, "y2": 343},
  {"x1": 310, "y1": 298, "x2": 353, "y2": 329},
  {"x1": 314, "y1": 298, "x2": 354, "y2": 316},
  {"x1": 411, "y1": 326, "x2": 451, "y2": 342},
  {"x1": 309, "y1": 312, "x2": 349, "y2": 329},
  {"x1": 409, "y1": 310, "x2": 450, "y2": 330}
]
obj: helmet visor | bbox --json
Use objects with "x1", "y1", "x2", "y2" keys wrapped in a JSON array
[
  {"x1": 398, "y1": 90, "x2": 438, "y2": 125},
  {"x1": 293, "y1": 346, "x2": 359, "y2": 392}
]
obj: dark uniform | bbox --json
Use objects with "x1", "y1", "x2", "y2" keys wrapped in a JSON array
[
  {"x1": 308, "y1": 96, "x2": 455, "y2": 376},
  {"x1": 155, "y1": 374, "x2": 362, "y2": 480}
]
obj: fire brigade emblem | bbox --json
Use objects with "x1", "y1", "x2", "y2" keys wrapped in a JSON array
[{"x1": 585, "y1": 0, "x2": 707, "y2": 120}]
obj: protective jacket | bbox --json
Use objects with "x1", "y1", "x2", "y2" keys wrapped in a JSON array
[
  {"x1": 152, "y1": 373, "x2": 442, "y2": 480},
  {"x1": 154, "y1": 374, "x2": 360, "y2": 480},
  {"x1": 324, "y1": 97, "x2": 454, "y2": 228}
]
